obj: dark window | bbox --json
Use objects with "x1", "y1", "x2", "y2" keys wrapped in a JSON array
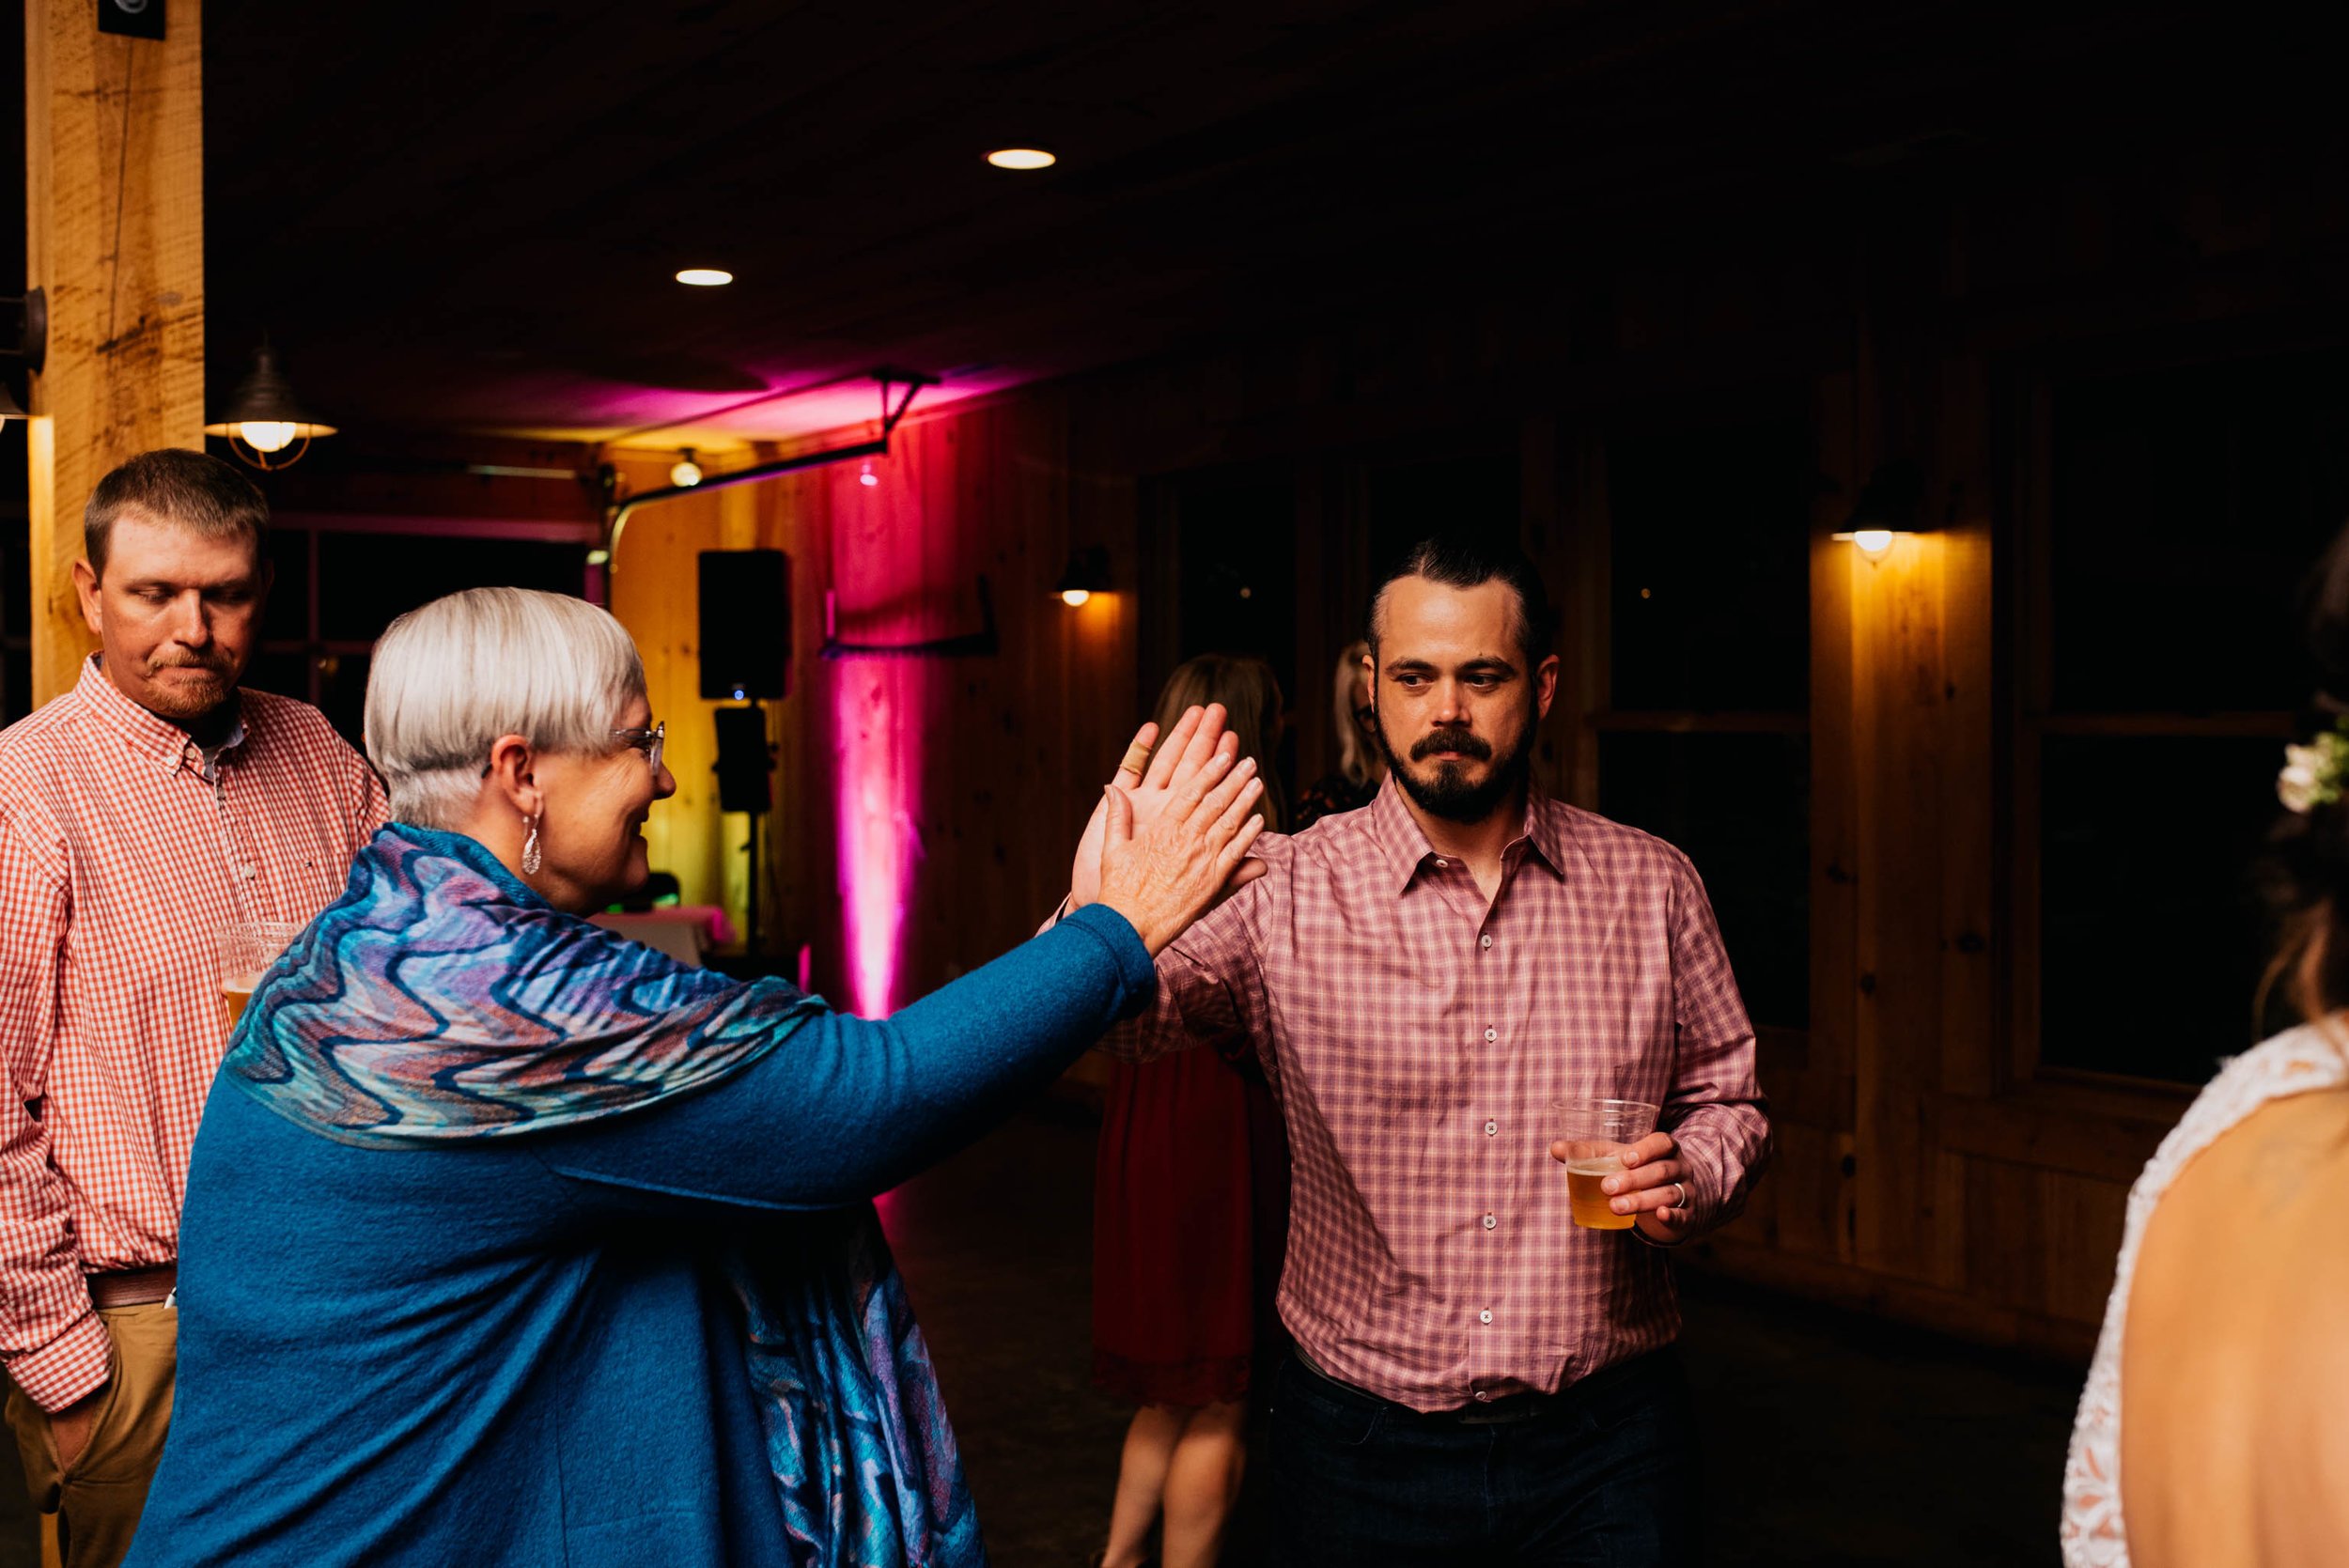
[
  {"x1": 242, "y1": 651, "x2": 313, "y2": 704},
  {"x1": 258, "y1": 530, "x2": 310, "y2": 644},
  {"x1": 1607, "y1": 419, "x2": 1812, "y2": 714},
  {"x1": 266, "y1": 528, "x2": 589, "y2": 745},
  {"x1": 317, "y1": 534, "x2": 586, "y2": 644},
  {"x1": 1598, "y1": 731, "x2": 1811, "y2": 1031},
  {"x1": 317, "y1": 652, "x2": 373, "y2": 746},
  {"x1": 2034, "y1": 349, "x2": 2349, "y2": 1082},
  {"x1": 2039, "y1": 736, "x2": 2278, "y2": 1083},
  {"x1": 2051, "y1": 354, "x2": 2349, "y2": 714},
  {"x1": 1171, "y1": 464, "x2": 1299, "y2": 704}
]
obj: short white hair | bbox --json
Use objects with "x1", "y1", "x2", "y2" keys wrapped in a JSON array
[{"x1": 365, "y1": 587, "x2": 647, "y2": 830}]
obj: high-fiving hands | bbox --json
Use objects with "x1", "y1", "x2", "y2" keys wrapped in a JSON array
[{"x1": 1076, "y1": 705, "x2": 1271, "y2": 955}]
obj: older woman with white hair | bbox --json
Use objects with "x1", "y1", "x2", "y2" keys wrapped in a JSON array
[{"x1": 127, "y1": 587, "x2": 1266, "y2": 1568}]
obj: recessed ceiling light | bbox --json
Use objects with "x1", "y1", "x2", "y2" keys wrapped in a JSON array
[
  {"x1": 676, "y1": 268, "x2": 734, "y2": 287},
  {"x1": 986, "y1": 148, "x2": 1056, "y2": 171}
]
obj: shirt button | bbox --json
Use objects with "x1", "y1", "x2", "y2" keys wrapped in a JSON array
[
  {"x1": 1485, "y1": 1119, "x2": 1498, "y2": 1136},
  {"x1": 1473, "y1": 1389, "x2": 1493, "y2": 1403},
  {"x1": 1482, "y1": 1213, "x2": 1497, "y2": 1231},
  {"x1": 1479, "y1": 1309, "x2": 1494, "y2": 1326},
  {"x1": 1431, "y1": 858, "x2": 1446, "y2": 869},
  {"x1": 1484, "y1": 1027, "x2": 1498, "y2": 1043},
  {"x1": 1480, "y1": 934, "x2": 1493, "y2": 950}
]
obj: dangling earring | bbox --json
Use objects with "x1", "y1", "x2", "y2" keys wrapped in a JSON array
[{"x1": 521, "y1": 815, "x2": 542, "y2": 876}]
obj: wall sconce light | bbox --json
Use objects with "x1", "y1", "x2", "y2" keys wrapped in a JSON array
[
  {"x1": 669, "y1": 449, "x2": 704, "y2": 488},
  {"x1": 204, "y1": 341, "x2": 336, "y2": 470},
  {"x1": 1832, "y1": 459, "x2": 1925, "y2": 561},
  {"x1": 1054, "y1": 545, "x2": 1111, "y2": 607}
]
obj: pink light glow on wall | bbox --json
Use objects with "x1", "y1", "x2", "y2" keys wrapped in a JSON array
[
  {"x1": 828, "y1": 442, "x2": 936, "y2": 1020},
  {"x1": 833, "y1": 659, "x2": 925, "y2": 1016}
]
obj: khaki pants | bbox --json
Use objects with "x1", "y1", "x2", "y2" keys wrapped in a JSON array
[{"x1": 5, "y1": 1305, "x2": 176, "y2": 1568}]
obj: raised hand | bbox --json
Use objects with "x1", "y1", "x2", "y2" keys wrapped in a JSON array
[
  {"x1": 1069, "y1": 705, "x2": 1228, "y2": 910},
  {"x1": 1092, "y1": 715, "x2": 1268, "y2": 955}
]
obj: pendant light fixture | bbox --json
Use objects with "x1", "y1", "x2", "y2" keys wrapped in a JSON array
[{"x1": 205, "y1": 341, "x2": 337, "y2": 470}]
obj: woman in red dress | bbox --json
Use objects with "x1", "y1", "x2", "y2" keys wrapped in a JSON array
[{"x1": 1091, "y1": 655, "x2": 1290, "y2": 1568}]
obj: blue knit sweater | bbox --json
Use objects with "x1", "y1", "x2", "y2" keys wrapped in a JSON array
[{"x1": 125, "y1": 900, "x2": 1152, "y2": 1566}]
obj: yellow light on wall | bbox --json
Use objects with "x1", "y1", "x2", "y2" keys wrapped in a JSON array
[
  {"x1": 1835, "y1": 528, "x2": 1901, "y2": 560},
  {"x1": 987, "y1": 148, "x2": 1056, "y2": 170},
  {"x1": 1835, "y1": 461, "x2": 1926, "y2": 563},
  {"x1": 1060, "y1": 588, "x2": 1092, "y2": 608}
]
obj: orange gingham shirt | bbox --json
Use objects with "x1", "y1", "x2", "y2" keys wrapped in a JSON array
[
  {"x1": 1101, "y1": 779, "x2": 1770, "y2": 1412},
  {"x1": 0, "y1": 658, "x2": 385, "y2": 1409}
]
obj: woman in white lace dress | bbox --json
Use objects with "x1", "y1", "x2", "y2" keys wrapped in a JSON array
[{"x1": 2061, "y1": 548, "x2": 2349, "y2": 1566}]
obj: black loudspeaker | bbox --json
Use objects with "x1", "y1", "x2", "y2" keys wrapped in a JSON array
[
  {"x1": 698, "y1": 550, "x2": 790, "y2": 701},
  {"x1": 713, "y1": 706, "x2": 774, "y2": 815}
]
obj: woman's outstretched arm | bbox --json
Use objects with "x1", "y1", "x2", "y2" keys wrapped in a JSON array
[{"x1": 531, "y1": 905, "x2": 1154, "y2": 1211}]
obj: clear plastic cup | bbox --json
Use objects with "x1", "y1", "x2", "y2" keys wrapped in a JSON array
[
  {"x1": 218, "y1": 921, "x2": 301, "y2": 1034},
  {"x1": 1553, "y1": 1097, "x2": 1661, "y2": 1230}
]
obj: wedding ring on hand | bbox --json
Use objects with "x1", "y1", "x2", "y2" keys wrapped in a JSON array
[
  {"x1": 1117, "y1": 737, "x2": 1154, "y2": 778},
  {"x1": 1671, "y1": 1181, "x2": 1687, "y2": 1211}
]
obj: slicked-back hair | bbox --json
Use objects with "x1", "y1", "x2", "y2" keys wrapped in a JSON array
[
  {"x1": 84, "y1": 448, "x2": 270, "y2": 580},
  {"x1": 365, "y1": 587, "x2": 647, "y2": 830},
  {"x1": 1365, "y1": 531, "x2": 1560, "y2": 668}
]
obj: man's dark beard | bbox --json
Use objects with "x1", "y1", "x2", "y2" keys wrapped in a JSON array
[{"x1": 1373, "y1": 709, "x2": 1534, "y2": 824}]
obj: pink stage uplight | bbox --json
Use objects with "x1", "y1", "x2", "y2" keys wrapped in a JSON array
[
  {"x1": 830, "y1": 452, "x2": 932, "y2": 1019},
  {"x1": 833, "y1": 659, "x2": 924, "y2": 1017}
]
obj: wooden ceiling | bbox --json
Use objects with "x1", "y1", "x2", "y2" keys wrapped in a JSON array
[{"x1": 12, "y1": 2, "x2": 2326, "y2": 446}]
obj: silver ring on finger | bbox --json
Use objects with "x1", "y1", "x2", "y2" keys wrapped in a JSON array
[{"x1": 1671, "y1": 1181, "x2": 1687, "y2": 1210}]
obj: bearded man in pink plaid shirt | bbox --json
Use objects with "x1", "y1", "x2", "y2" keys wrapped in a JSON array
[
  {"x1": 1067, "y1": 534, "x2": 1770, "y2": 1567},
  {"x1": 0, "y1": 451, "x2": 385, "y2": 1568}
]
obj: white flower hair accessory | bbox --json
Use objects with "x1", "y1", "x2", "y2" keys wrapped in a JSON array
[{"x1": 2279, "y1": 721, "x2": 2349, "y2": 814}]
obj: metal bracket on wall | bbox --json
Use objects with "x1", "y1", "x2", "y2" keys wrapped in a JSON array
[
  {"x1": 594, "y1": 367, "x2": 937, "y2": 577},
  {"x1": 819, "y1": 576, "x2": 1000, "y2": 660}
]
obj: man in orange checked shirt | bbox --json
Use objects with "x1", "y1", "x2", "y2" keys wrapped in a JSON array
[{"x1": 0, "y1": 451, "x2": 385, "y2": 1567}]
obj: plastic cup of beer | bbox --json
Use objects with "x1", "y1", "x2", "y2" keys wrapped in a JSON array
[
  {"x1": 217, "y1": 921, "x2": 300, "y2": 1033},
  {"x1": 1554, "y1": 1097, "x2": 1660, "y2": 1231}
]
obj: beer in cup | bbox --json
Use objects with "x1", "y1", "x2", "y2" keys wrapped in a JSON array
[
  {"x1": 218, "y1": 921, "x2": 301, "y2": 1033},
  {"x1": 1553, "y1": 1097, "x2": 1660, "y2": 1231}
]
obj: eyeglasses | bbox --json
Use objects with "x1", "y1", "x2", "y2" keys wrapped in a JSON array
[{"x1": 611, "y1": 720, "x2": 665, "y2": 777}]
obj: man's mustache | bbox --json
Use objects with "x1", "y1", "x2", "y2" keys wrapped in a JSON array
[
  {"x1": 148, "y1": 650, "x2": 228, "y2": 674},
  {"x1": 1410, "y1": 729, "x2": 1491, "y2": 763}
]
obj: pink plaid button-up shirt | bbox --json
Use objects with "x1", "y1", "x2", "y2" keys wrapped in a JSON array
[
  {"x1": 0, "y1": 658, "x2": 385, "y2": 1409},
  {"x1": 1103, "y1": 778, "x2": 1769, "y2": 1412}
]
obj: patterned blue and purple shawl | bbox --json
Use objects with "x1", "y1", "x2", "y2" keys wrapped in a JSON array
[{"x1": 221, "y1": 822, "x2": 986, "y2": 1568}]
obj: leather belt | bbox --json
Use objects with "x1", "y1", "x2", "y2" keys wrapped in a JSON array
[
  {"x1": 1292, "y1": 1344, "x2": 1555, "y2": 1425},
  {"x1": 86, "y1": 1265, "x2": 176, "y2": 1309}
]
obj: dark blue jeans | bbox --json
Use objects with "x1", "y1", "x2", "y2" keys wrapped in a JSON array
[{"x1": 1267, "y1": 1348, "x2": 1700, "y2": 1567}]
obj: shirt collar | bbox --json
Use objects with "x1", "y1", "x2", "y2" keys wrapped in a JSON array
[
  {"x1": 73, "y1": 654, "x2": 247, "y2": 778},
  {"x1": 1362, "y1": 771, "x2": 1570, "y2": 896}
]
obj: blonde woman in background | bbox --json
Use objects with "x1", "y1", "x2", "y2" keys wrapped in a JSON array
[
  {"x1": 1293, "y1": 640, "x2": 1385, "y2": 830},
  {"x1": 1091, "y1": 655, "x2": 1291, "y2": 1568}
]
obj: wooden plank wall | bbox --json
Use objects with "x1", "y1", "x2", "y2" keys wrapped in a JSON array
[
  {"x1": 597, "y1": 128, "x2": 2349, "y2": 1356},
  {"x1": 24, "y1": 0, "x2": 206, "y2": 703}
]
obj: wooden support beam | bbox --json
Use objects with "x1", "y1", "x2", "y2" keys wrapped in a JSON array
[{"x1": 24, "y1": 0, "x2": 206, "y2": 705}]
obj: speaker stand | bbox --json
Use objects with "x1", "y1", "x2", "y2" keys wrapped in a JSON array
[{"x1": 744, "y1": 804, "x2": 764, "y2": 963}]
